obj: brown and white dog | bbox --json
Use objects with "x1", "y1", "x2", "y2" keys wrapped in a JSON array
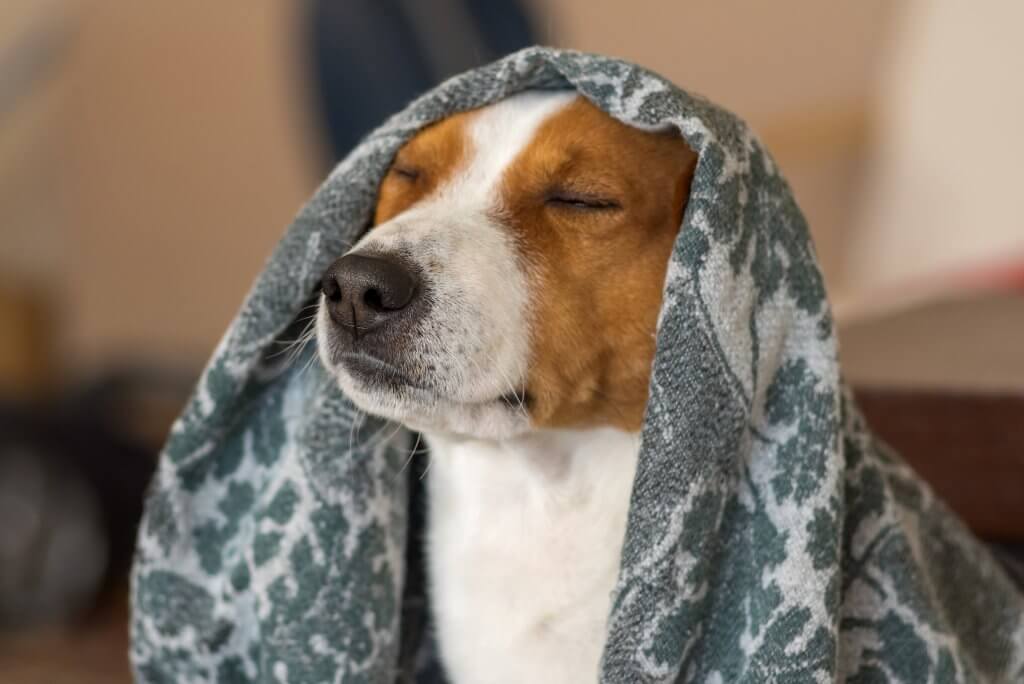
[{"x1": 317, "y1": 91, "x2": 696, "y2": 682}]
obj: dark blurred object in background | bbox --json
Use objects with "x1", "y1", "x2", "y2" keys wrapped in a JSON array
[
  {"x1": 0, "y1": 369, "x2": 189, "y2": 632},
  {"x1": 0, "y1": 420, "x2": 108, "y2": 629},
  {"x1": 307, "y1": 0, "x2": 537, "y2": 162}
]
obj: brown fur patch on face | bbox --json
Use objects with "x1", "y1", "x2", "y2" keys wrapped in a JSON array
[
  {"x1": 373, "y1": 109, "x2": 476, "y2": 225},
  {"x1": 500, "y1": 97, "x2": 697, "y2": 432}
]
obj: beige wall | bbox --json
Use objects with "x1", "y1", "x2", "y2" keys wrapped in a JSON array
[
  {"x1": 537, "y1": 0, "x2": 893, "y2": 123},
  {"x1": 62, "y1": 1, "x2": 320, "y2": 370},
  {"x1": 841, "y1": 0, "x2": 1024, "y2": 320}
]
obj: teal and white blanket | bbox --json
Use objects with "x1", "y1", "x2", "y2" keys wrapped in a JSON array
[{"x1": 131, "y1": 47, "x2": 1024, "y2": 683}]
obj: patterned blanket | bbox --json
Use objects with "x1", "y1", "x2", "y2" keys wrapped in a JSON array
[{"x1": 131, "y1": 47, "x2": 1024, "y2": 683}]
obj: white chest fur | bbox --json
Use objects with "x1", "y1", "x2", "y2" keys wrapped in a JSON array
[{"x1": 423, "y1": 427, "x2": 639, "y2": 684}]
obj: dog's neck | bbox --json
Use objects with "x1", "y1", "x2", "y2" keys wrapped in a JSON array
[
  {"x1": 422, "y1": 427, "x2": 639, "y2": 683},
  {"x1": 425, "y1": 426, "x2": 636, "y2": 482}
]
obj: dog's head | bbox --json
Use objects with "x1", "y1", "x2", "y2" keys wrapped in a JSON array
[{"x1": 317, "y1": 92, "x2": 696, "y2": 439}]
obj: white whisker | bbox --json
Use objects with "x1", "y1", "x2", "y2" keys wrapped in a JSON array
[{"x1": 399, "y1": 431, "x2": 423, "y2": 477}]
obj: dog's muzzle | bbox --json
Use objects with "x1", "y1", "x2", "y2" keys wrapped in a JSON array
[{"x1": 319, "y1": 251, "x2": 432, "y2": 385}]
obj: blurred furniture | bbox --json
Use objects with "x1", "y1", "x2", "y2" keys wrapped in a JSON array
[
  {"x1": 840, "y1": 293, "x2": 1024, "y2": 393},
  {"x1": 858, "y1": 389, "x2": 1024, "y2": 543}
]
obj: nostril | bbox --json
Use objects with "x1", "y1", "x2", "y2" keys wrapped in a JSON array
[
  {"x1": 363, "y1": 287, "x2": 385, "y2": 312},
  {"x1": 366, "y1": 261, "x2": 416, "y2": 311},
  {"x1": 321, "y1": 273, "x2": 342, "y2": 302}
]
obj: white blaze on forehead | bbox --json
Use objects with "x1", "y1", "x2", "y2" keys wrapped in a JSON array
[{"x1": 435, "y1": 91, "x2": 578, "y2": 207}]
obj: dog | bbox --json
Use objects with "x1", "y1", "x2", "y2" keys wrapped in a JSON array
[{"x1": 317, "y1": 90, "x2": 696, "y2": 682}]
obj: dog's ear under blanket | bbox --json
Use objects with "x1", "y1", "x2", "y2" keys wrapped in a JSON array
[{"x1": 130, "y1": 47, "x2": 1024, "y2": 683}]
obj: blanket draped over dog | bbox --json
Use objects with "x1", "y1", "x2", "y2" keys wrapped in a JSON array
[{"x1": 131, "y1": 48, "x2": 1024, "y2": 683}]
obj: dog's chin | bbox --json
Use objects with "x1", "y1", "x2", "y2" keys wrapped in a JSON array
[{"x1": 321, "y1": 352, "x2": 531, "y2": 441}]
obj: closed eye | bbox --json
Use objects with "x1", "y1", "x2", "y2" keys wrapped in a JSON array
[
  {"x1": 392, "y1": 165, "x2": 421, "y2": 181},
  {"x1": 545, "y1": 191, "x2": 620, "y2": 211}
]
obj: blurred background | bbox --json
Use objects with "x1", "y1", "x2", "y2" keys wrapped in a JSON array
[{"x1": 1, "y1": 1, "x2": 1021, "y2": 681}]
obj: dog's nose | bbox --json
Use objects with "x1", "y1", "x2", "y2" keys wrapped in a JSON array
[{"x1": 321, "y1": 253, "x2": 418, "y2": 335}]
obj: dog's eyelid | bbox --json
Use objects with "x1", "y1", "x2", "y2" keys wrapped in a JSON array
[
  {"x1": 544, "y1": 188, "x2": 621, "y2": 211},
  {"x1": 391, "y1": 164, "x2": 422, "y2": 181}
]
